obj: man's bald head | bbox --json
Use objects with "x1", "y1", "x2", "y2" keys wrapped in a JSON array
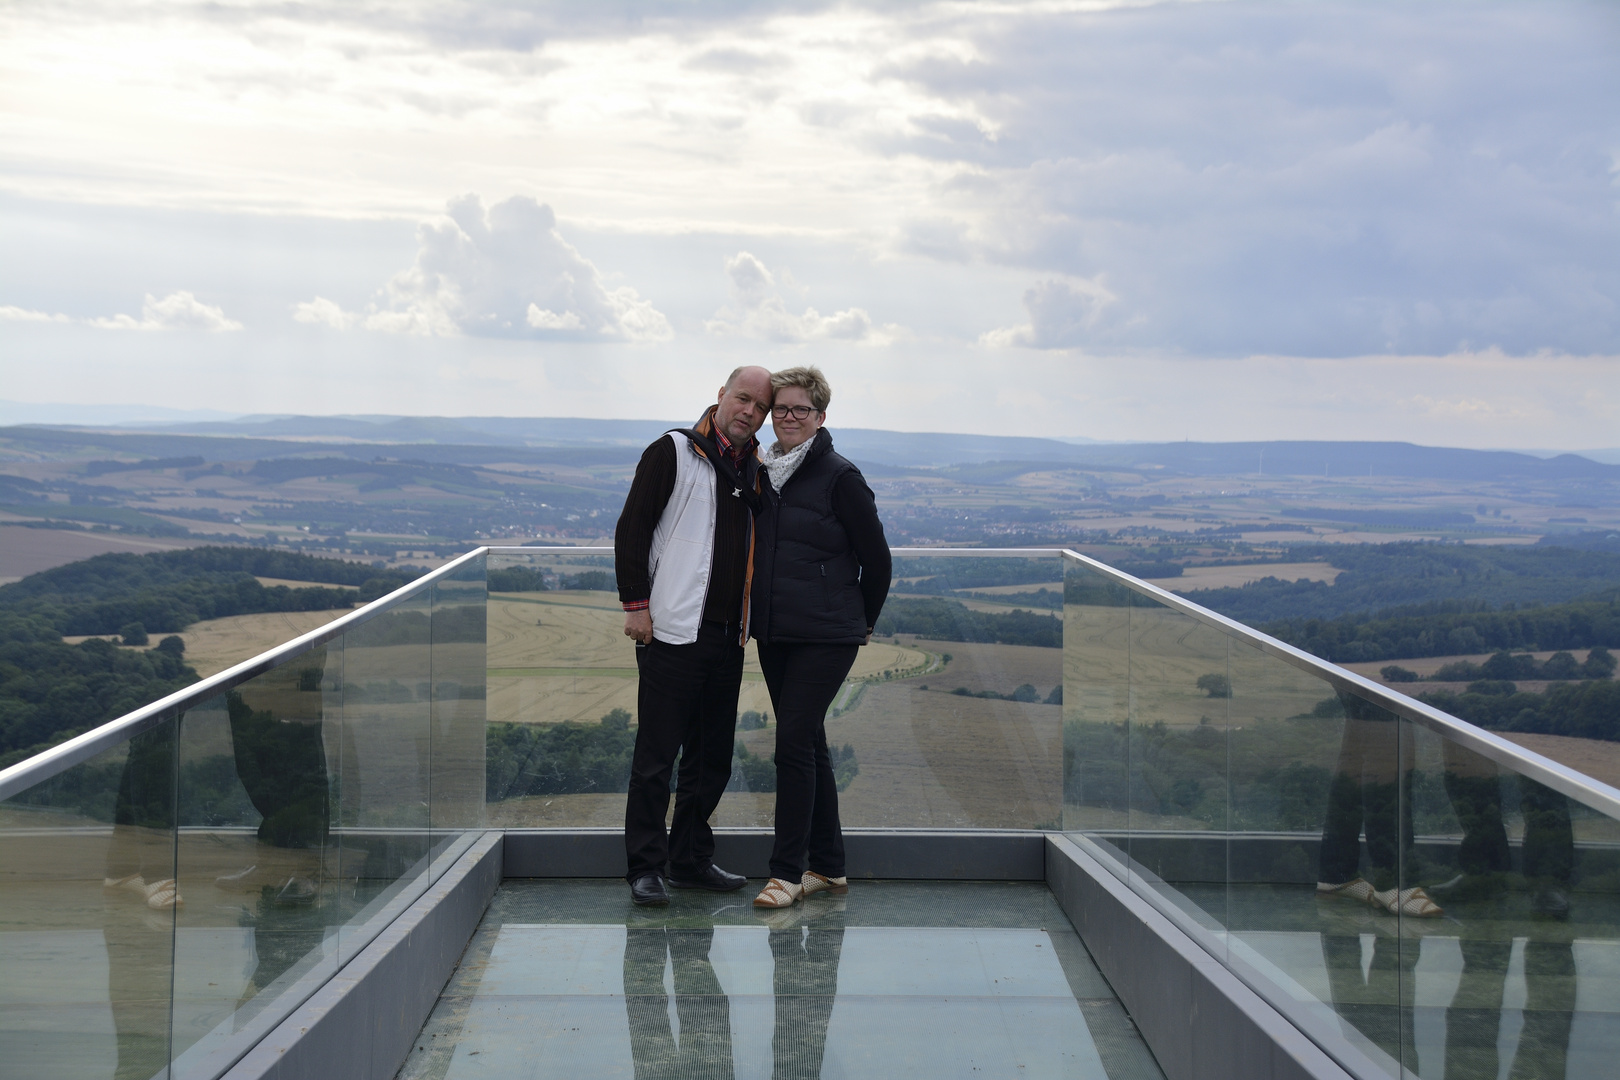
[{"x1": 716, "y1": 366, "x2": 773, "y2": 444}]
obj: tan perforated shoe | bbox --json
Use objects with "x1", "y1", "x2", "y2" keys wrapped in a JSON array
[
  {"x1": 802, "y1": 870, "x2": 848, "y2": 897},
  {"x1": 753, "y1": 878, "x2": 803, "y2": 909}
]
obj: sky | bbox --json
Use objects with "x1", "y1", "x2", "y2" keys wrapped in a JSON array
[{"x1": 1, "y1": 0, "x2": 1617, "y2": 449}]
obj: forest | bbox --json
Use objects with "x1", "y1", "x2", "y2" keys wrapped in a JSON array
[
  {"x1": 0, "y1": 548, "x2": 417, "y2": 766},
  {"x1": 1183, "y1": 542, "x2": 1620, "y2": 626}
]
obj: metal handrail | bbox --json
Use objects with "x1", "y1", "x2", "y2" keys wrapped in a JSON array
[
  {"x1": 1059, "y1": 548, "x2": 1620, "y2": 819},
  {"x1": 0, "y1": 547, "x2": 486, "y2": 801}
]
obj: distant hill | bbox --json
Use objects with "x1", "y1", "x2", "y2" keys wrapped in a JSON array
[{"x1": 3, "y1": 417, "x2": 1616, "y2": 482}]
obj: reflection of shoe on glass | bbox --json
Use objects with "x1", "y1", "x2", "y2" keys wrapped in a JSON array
[
  {"x1": 755, "y1": 904, "x2": 803, "y2": 931},
  {"x1": 1372, "y1": 886, "x2": 1443, "y2": 918},
  {"x1": 1531, "y1": 887, "x2": 1570, "y2": 921},
  {"x1": 104, "y1": 874, "x2": 183, "y2": 909},
  {"x1": 1316, "y1": 878, "x2": 1377, "y2": 905},
  {"x1": 801, "y1": 870, "x2": 848, "y2": 897},
  {"x1": 274, "y1": 876, "x2": 317, "y2": 905}
]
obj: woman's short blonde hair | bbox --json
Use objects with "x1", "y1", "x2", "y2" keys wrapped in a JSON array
[{"x1": 771, "y1": 365, "x2": 831, "y2": 412}]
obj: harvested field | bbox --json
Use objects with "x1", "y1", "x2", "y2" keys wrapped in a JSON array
[
  {"x1": 1495, "y1": 732, "x2": 1620, "y2": 792},
  {"x1": 486, "y1": 591, "x2": 929, "y2": 726},
  {"x1": 0, "y1": 525, "x2": 203, "y2": 583},
  {"x1": 176, "y1": 609, "x2": 352, "y2": 677},
  {"x1": 1155, "y1": 561, "x2": 1341, "y2": 590}
]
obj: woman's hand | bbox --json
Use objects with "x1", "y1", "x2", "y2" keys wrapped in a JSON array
[{"x1": 864, "y1": 626, "x2": 873, "y2": 646}]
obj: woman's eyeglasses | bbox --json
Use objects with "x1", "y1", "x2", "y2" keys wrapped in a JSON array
[{"x1": 772, "y1": 405, "x2": 816, "y2": 420}]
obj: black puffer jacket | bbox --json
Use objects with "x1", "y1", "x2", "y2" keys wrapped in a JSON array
[{"x1": 751, "y1": 428, "x2": 886, "y2": 645}]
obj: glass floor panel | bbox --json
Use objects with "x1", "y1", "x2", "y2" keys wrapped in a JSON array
[
  {"x1": 1178, "y1": 881, "x2": 1620, "y2": 1079},
  {"x1": 398, "y1": 880, "x2": 1166, "y2": 1080}
]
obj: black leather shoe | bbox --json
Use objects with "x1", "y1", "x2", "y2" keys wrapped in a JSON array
[
  {"x1": 667, "y1": 863, "x2": 747, "y2": 892},
  {"x1": 629, "y1": 873, "x2": 670, "y2": 906}
]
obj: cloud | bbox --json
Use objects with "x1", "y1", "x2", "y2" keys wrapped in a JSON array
[
  {"x1": 882, "y1": 3, "x2": 1620, "y2": 358},
  {"x1": 2, "y1": 292, "x2": 243, "y2": 332},
  {"x1": 298, "y1": 194, "x2": 671, "y2": 341},
  {"x1": 291, "y1": 296, "x2": 359, "y2": 330},
  {"x1": 981, "y1": 277, "x2": 1124, "y2": 349},
  {"x1": 705, "y1": 252, "x2": 888, "y2": 344},
  {"x1": 0, "y1": 306, "x2": 71, "y2": 324}
]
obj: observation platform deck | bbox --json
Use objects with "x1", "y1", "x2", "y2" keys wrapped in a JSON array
[{"x1": 397, "y1": 879, "x2": 1165, "y2": 1080}]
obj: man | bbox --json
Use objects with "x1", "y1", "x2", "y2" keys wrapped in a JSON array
[{"x1": 615, "y1": 366, "x2": 773, "y2": 905}]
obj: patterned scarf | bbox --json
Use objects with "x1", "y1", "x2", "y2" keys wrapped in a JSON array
[{"x1": 761, "y1": 435, "x2": 815, "y2": 491}]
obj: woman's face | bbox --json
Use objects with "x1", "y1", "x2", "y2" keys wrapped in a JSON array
[{"x1": 771, "y1": 385, "x2": 824, "y2": 450}]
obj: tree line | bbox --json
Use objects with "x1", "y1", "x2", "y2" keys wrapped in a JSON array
[
  {"x1": 874, "y1": 597, "x2": 1061, "y2": 648},
  {"x1": 0, "y1": 547, "x2": 422, "y2": 767},
  {"x1": 486, "y1": 710, "x2": 857, "y2": 798}
]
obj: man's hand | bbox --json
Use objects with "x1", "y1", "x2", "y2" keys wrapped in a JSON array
[
  {"x1": 864, "y1": 626, "x2": 874, "y2": 646},
  {"x1": 624, "y1": 609, "x2": 654, "y2": 645}
]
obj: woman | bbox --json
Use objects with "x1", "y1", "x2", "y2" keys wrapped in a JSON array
[{"x1": 750, "y1": 366, "x2": 891, "y2": 909}]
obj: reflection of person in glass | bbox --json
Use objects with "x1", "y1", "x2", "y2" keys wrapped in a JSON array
[
  {"x1": 768, "y1": 917, "x2": 845, "y2": 1079},
  {"x1": 1315, "y1": 692, "x2": 1443, "y2": 917},
  {"x1": 1436, "y1": 740, "x2": 1576, "y2": 1079},
  {"x1": 226, "y1": 688, "x2": 330, "y2": 902},
  {"x1": 749, "y1": 366, "x2": 890, "y2": 909},
  {"x1": 623, "y1": 925, "x2": 734, "y2": 1079}
]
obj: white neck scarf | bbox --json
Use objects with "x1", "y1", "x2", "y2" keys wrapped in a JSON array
[{"x1": 761, "y1": 436, "x2": 815, "y2": 490}]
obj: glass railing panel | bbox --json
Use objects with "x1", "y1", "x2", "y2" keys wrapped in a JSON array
[
  {"x1": 0, "y1": 716, "x2": 178, "y2": 1080},
  {"x1": 1061, "y1": 556, "x2": 1131, "y2": 845},
  {"x1": 337, "y1": 589, "x2": 433, "y2": 966},
  {"x1": 827, "y1": 551, "x2": 1063, "y2": 828},
  {"x1": 169, "y1": 646, "x2": 345, "y2": 1078},
  {"x1": 1060, "y1": 548, "x2": 1620, "y2": 1080},
  {"x1": 485, "y1": 548, "x2": 1063, "y2": 830},
  {"x1": 484, "y1": 548, "x2": 640, "y2": 828},
  {"x1": 1397, "y1": 710, "x2": 1620, "y2": 1080},
  {"x1": 431, "y1": 552, "x2": 488, "y2": 837},
  {"x1": 1123, "y1": 594, "x2": 1231, "y2": 935}
]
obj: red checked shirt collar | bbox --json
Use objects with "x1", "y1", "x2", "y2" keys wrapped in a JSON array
[{"x1": 712, "y1": 426, "x2": 754, "y2": 466}]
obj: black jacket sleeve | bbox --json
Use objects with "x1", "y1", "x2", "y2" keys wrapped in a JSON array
[
  {"x1": 832, "y1": 470, "x2": 891, "y2": 629},
  {"x1": 615, "y1": 437, "x2": 676, "y2": 605}
]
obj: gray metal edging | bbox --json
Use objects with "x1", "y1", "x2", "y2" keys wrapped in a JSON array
[
  {"x1": 499, "y1": 828, "x2": 1048, "y2": 880},
  {"x1": 0, "y1": 546, "x2": 487, "y2": 800},
  {"x1": 218, "y1": 830, "x2": 503, "y2": 1080},
  {"x1": 1059, "y1": 548, "x2": 1620, "y2": 819},
  {"x1": 1045, "y1": 834, "x2": 1362, "y2": 1080}
]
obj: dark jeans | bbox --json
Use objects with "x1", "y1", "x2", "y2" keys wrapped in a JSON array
[
  {"x1": 758, "y1": 641, "x2": 858, "y2": 882},
  {"x1": 625, "y1": 622, "x2": 744, "y2": 880}
]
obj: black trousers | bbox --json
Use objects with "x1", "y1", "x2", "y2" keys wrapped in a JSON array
[
  {"x1": 758, "y1": 641, "x2": 858, "y2": 882},
  {"x1": 625, "y1": 622, "x2": 744, "y2": 881}
]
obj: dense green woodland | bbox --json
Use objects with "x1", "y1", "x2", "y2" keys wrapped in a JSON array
[
  {"x1": 1418, "y1": 680, "x2": 1620, "y2": 742},
  {"x1": 875, "y1": 597, "x2": 1061, "y2": 647},
  {"x1": 1259, "y1": 594, "x2": 1620, "y2": 663},
  {"x1": 486, "y1": 710, "x2": 856, "y2": 798},
  {"x1": 0, "y1": 548, "x2": 415, "y2": 766},
  {"x1": 1185, "y1": 543, "x2": 1620, "y2": 627}
]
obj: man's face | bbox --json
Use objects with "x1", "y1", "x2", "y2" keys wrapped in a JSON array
[{"x1": 715, "y1": 367, "x2": 773, "y2": 443}]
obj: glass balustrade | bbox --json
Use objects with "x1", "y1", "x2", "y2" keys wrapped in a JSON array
[
  {"x1": 484, "y1": 547, "x2": 1064, "y2": 830},
  {"x1": 1061, "y1": 550, "x2": 1620, "y2": 1080},
  {"x1": 0, "y1": 550, "x2": 487, "y2": 1080},
  {"x1": 2, "y1": 543, "x2": 1615, "y2": 1080}
]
